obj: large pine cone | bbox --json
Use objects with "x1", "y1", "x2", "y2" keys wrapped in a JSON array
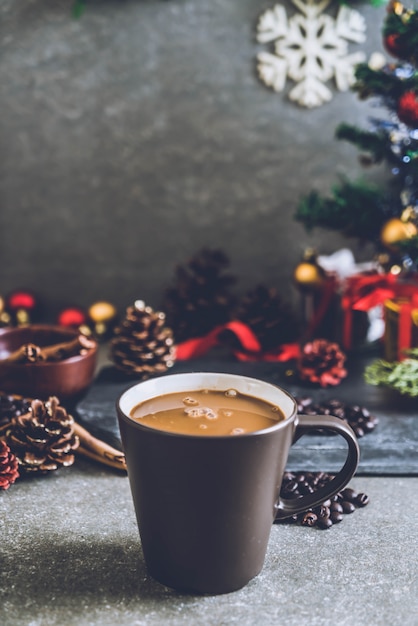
[
  {"x1": 4, "y1": 397, "x2": 79, "y2": 473},
  {"x1": 110, "y1": 300, "x2": 175, "y2": 377},
  {"x1": 0, "y1": 440, "x2": 19, "y2": 489},
  {"x1": 162, "y1": 248, "x2": 236, "y2": 342},
  {"x1": 298, "y1": 339, "x2": 347, "y2": 387},
  {"x1": 235, "y1": 285, "x2": 300, "y2": 351}
]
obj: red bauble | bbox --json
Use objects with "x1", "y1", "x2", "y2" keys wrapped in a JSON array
[
  {"x1": 384, "y1": 33, "x2": 403, "y2": 58},
  {"x1": 57, "y1": 307, "x2": 87, "y2": 328},
  {"x1": 397, "y1": 91, "x2": 418, "y2": 127},
  {"x1": 7, "y1": 290, "x2": 37, "y2": 312}
]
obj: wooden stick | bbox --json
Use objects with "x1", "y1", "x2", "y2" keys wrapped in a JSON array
[
  {"x1": 3, "y1": 335, "x2": 96, "y2": 364},
  {"x1": 5, "y1": 343, "x2": 44, "y2": 363},
  {"x1": 72, "y1": 422, "x2": 126, "y2": 472}
]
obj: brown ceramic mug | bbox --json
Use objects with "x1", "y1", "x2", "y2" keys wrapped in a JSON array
[{"x1": 117, "y1": 372, "x2": 359, "y2": 595}]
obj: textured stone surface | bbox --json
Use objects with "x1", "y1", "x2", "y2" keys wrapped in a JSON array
[
  {"x1": 1, "y1": 463, "x2": 417, "y2": 626},
  {"x1": 0, "y1": 0, "x2": 384, "y2": 314}
]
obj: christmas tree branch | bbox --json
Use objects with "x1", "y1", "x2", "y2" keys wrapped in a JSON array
[
  {"x1": 335, "y1": 123, "x2": 388, "y2": 162},
  {"x1": 364, "y1": 350, "x2": 418, "y2": 397},
  {"x1": 295, "y1": 180, "x2": 387, "y2": 240},
  {"x1": 353, "y1": 64, "x2": 418, "y2": 100}
]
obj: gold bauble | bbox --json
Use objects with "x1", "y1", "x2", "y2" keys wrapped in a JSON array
[
  {"x1": 293, "y1": 261, "x2": 325, "y2": 291},
  {"x1": 88, "y1": 301, "x2": 117, "y2": 323},
  {"x1": 380, "y1": 218, "x2": 418, "y2": 250}
]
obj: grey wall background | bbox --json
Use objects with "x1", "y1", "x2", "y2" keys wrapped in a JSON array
[{"x1": 0, "y1": 0, "x2": 386, "y2": 318}]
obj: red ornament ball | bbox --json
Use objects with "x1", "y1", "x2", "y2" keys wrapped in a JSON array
[
  {"x1": 57, "y1": 307, "x2": 87, "y2": 328},
  {"x1": 384, "y1": 33, "x2": 403, "y2": 58},
  {"x1": 397, "y1": 91, "x2": 418, "y2": 127},
  {"x1": 7, "y1": 290, "x2": 37, "y2": 312}
]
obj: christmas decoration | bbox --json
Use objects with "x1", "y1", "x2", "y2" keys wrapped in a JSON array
[
  {"x1": 57, "y1": 306, "x2": 87, "y2": 329},
  {"x1": 6, "y1": 290, "x2": 38, "y2": 326},
  {"x1": 364, "y1": 348, "x2": 418, "y2": 396},
  {"x1": 397, "y1": 90, "x2": 418, "y2": 126},
  {"x1": 297, "y1": 338, "x2": 347, "y2": 386},
  {"x1": 110, "y1": 300, "x2": 175, "y2": 377},
  {"x1": 293, "y1": 249, "x2": 326, "y2": 291},
  {"x1": 0, "y1": 440, "x2": 19, "y2": 490},
  {"x1": 383, "y1": 0, "x2": 418, "y2": 64},
  {"x1": 383, "y1": 291, "x2": 418, "y2": 360},
  {"x1": 234, "y1": 284, "x2": 300, "y2": 351},
  {"x1": 88, "y1": 301, "x2": 118, "y2": 340},
  {"x1": 0, "y1": 397, "x2": 79, "y2": 474},
  {"x1": 0, "y1": 296, "x2": 11, "y2": 327},
  {"x1": 255, "y1": 0, "x2": 366, "y2": 108},
  {"x1": 295, "y1": 1, "x2": 418, "y2": 272},
  {"x1": 293, "y1": 249, "x2": 339, "y2": 341},
  {"x1": 162, "y1": 248, "x2": 236, "y2": 343},
  {"x1": 380, "y1": 216, "x2": 418, "y2": 250}
]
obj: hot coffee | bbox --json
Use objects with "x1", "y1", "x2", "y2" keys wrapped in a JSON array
[{"x1": 130, "y1": 388, "x2": 286, "y2": 436}]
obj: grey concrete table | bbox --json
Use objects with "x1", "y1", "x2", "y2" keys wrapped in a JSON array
[{"x1": 1, "y1": 460, "x2": 417, "y2": 626}]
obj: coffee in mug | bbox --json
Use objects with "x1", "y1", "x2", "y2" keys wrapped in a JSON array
[
  {"x1": 130, "y1": 388, "x2": 286, "y2": 436},
  {"x1": 117, "y1": 372, "x2": 359, "y2": 595}
]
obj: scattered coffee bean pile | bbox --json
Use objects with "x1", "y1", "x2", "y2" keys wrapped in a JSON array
[
  {"x1": 296, "y1": 397, "x2": 378, "y2": 438},
  {"x1": 275, "y1": 471, "x2": 369, "y2": 530},
  {"x1": 0, "y1": 393, "x2": 31, "y2": 427}
]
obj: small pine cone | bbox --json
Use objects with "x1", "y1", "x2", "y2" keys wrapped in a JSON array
[
  {"x1": 235, "y1": 285, "x2": 300, "y2": 351},
  {"x1": 110, "y1": 300, "x2": 176, "y2": 378},
  {"x1": 4, "y1": 397, "x2": 79, "y2": 474},
  {"x1": 162, "y1": 248, "x2": 236, "y2": 342},
  {"x1": 298, "y1": 339, "x2": 347, "y2": 387},
  {"x1": 0, "y1": 440, "x2": 19, "y2": 490}
]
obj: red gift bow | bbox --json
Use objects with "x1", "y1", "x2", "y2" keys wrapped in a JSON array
[
  {"x1": 175, "y1": 320, "x2": 300, "y2": 362},
  {"x1": 341, "y1": 273, "x2": 399, "y2": 349}
]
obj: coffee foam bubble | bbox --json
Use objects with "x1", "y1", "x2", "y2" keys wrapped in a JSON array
[{"x1": 184, "y1": 407, "x2": 218, "y2": 420}]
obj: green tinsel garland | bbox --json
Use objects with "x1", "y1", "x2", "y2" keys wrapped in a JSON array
[{"x1": 364, "y1": 349, "x2": 418, "y2": 397}]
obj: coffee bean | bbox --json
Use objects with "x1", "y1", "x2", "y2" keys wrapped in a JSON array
[
  {"x1": 341, "y1": 500, "x2": 356, "y2": 514},
  {"x1": 340, "y1": 488, "x2": 358, "y2": 502},
  {"x1": 330, "y1": 502, "x2": 343, "y2": 514},
  {"x1": 355, "y1": 493, "x2": 370, "y2": 507},
  {"x1": 275, "y1": 471, "x2": 369, "y2": 530},
  {"x1": 295, "y1": 396, "x2": 377, "y2": 437},
  {"x1": 301, "y1": 512, "x2": 318, "y2": 527},
  {"x1": 317, "y1": 516, "x2": 333, "y2": 529},
  {"x1": 330, "y1": 511, "x2": 343, "y2": 523}
]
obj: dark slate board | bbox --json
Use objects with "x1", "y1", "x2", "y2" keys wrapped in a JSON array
[{"x1": 75, "y1": 356, "x2": 418, "y2": 476}]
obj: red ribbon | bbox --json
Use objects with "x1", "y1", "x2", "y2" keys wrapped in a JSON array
[
  {"x1": 341, "y1": 273, "x2": 398, "y2": 349},
  {"x1": 175, "y1": 320, "x2": 300, "y2": 362}
]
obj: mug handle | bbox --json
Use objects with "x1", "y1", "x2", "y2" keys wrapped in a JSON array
[{"x1": 274, "y1": 414, "x2": 360, "y2": 520}]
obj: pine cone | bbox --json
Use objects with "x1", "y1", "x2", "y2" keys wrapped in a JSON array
[
  {"x1": 110, "y1": 300, "x2": 175, "y2": 377},
  {"x1": 298, "y1": 339, "x2": 347, "y2": 387},
  {"x1": 4, "y1": 397, "x2": 79, "y2": 474},
  {"x1": 162, "y1": 248, "x2": 236, "y2": 342},
  {"x1": 0, "y1": 440, "x2": 19, "y2": 489},
  {"x1": 235, "y1": 285, "x2": 300, "y2": 351}
]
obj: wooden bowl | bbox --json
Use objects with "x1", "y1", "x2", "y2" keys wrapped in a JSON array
[{"x1": 0, "y1": 325, "x2": 98, "y2": 401}]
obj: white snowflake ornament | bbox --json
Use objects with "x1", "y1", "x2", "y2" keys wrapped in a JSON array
[{"x1": 256, "y1": 0, "x2": 367, "y2": 108}]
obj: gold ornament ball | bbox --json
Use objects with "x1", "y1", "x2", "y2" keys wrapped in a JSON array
[
  {"x1": 293, "y1": 262, "x2": 325, "y2": 291},
  {"x1": 380, "y1": 218, "x2": 418, "y2": 250},
  {"x1": 88, "y1": 301, "x2": 118, "y2": 323}
]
